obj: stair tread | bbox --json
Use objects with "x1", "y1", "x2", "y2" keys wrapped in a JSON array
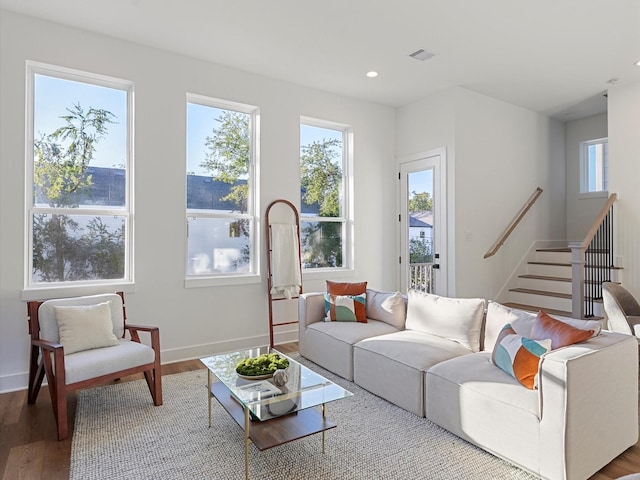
[
  {"x1": 528, "y1": 261, "x2": 571, "y2": 267},
  {"x1": 536, "y1": 247, "x2": 571, "y2": 253},
  {"x1": 502, "y1": 302, "x2": 603, "y2": 320},
  {"x1": 502, "y1": 302, "x2": 572, "y2": 317},
  {"x1": 519, "y1": 274, "x2": 571, "y2": 282},
  {"x1": 509, "y1": 288, "x2": 571, "y2": 299}
]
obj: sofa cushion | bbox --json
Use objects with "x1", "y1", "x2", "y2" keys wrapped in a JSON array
[
  {"x1": 53, "y1": 302, "x2": 120, "y2": 355},
  {"x1": 365, "y1": 289, "x2": 406, "y2": 329},
  {"x1": 302, "y1": 319, "x2": 398, "y2": 381},
  {"x1": 492, "y1": 324, "x2": 551, "y2": 389},
  {"x1": 326, "y1": 280, "x2": 367, "y2": 295},
  {"x1": 324, "y1": 292, "x2": 367, "y2": 322},
  {"x1": 307, "y1": 318, "x2": 397, "y2": 345},
  {"x1": 354, "y1": 330, "x2": 472, "y2": 416},
  {"x1": 406, "y1": 290, "x2": 485, "y2": 352},
  {"x1": 425, "y1": 352, "x2": 542, "y2": 473},
  {"x1": 531, "y1": 310, "x2": 593, "y2": 349},
  {"x1": 484, "y1": 301, "x2": 602, "y2": 352}
]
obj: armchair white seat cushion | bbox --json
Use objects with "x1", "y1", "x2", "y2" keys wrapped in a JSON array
[{"x1": 64, "y1": 338, "x2": 156, "y2": 384}]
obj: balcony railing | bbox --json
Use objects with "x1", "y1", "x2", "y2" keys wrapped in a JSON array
[{"x1": 409, "y1": 263, "x2": 434, "y2": 293}]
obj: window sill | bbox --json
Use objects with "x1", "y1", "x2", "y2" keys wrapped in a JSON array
[
  {"x1": 185, "y1": 274, "x2": 261, "y2": 289},
  {"x1": 579, "y1": 191, "x2": 609, "y2": 200},
  {"x1": 302, "y1": 268, "x2": 356, "y2": 281},
  {"x1": 21, "y1": 281, "x2": 135, "y2": 301}
]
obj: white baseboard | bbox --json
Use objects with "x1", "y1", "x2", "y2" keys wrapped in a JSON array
[
  {"x1": 0, "y1": 373, "x2": 29, "y2": 394},
  {"x1": 0, "y1": 333, "x2": 298, "y2": 394}
]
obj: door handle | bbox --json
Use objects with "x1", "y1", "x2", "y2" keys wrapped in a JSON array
[{"x1": 432, "y1": 264, "x2": 440, "y2": 269}]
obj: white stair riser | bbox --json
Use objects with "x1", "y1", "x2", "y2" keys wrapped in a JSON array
[
  {"x1": 527, "y1": 263, "x2": 571, "y2": 277},
  {"x1": 519, "y1": 277, "x2": 572, "y2": 295},
  {"x1": 509, "y1": 291, "x2": 572, "y2": 312},
  {"x1": 535, "y1": 251, "x2": 571, "y2": 264}
]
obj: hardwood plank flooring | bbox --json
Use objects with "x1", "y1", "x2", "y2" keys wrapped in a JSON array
[{"x1": 1, "y1": 342, "x2": 637, "y2": 479}]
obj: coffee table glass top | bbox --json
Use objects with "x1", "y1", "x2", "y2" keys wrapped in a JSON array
[{"x1": 201, "y1": 346, "x2": 352, "y2": 421}]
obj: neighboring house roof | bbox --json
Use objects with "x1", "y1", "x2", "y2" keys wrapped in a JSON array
[
  {"x1": 35, "y1": 166, "x2": 251, "y2": 211},
  {"x1": 187, "y1": 174, "x2": 245, "y2": 210},
  {"x1": 409, "y1": 212, "x2": 432, "y2": 228}
]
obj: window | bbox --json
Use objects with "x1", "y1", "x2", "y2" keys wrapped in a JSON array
[
  {"x1": 299, "y1": 118, "x2": 351, "y2": 270},
  {"x1": 580, "y1": 138, "x2": 608, "y2": 195},
  {"x1": 186, "y1": 95, "x2": 258, "y2": 280},
  {"x1": 26, "y1": 63, "x2": 132, "y2": 289}
]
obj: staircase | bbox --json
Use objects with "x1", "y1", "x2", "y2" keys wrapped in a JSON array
[
  {"x1": 492, "y1": 192, "x2": 619, "y2": 320},
  {"x1": 504, "y1": 247, "x2": 575, "y2": 318}
]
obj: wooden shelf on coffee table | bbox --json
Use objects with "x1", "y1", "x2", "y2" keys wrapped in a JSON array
[{"x1": 211, "y1": 381, "x2": 336, "y2": 451}]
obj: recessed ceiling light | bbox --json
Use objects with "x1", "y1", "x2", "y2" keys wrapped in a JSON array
[
  {"x1": 366, "y1": 71, "x2": 378, "y2": 78},
  {"x1": 606, "y1": 78, "x2": 622, "y2": 85},
  {"x1": 635, "y1": 60, "x2": 640, "y2": 66}
]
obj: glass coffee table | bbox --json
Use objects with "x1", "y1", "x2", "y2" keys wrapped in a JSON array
[{"x1": 200, "y1": 347, "x2": 352, "y2": 480}]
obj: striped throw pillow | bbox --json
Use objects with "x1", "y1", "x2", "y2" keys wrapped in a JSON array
[{"x1": 492, "y1": 324, "x2": 551, "y2": 389}]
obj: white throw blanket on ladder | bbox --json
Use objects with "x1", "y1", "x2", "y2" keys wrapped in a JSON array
[{"x1": 269, "y1": 224, "x2": 301, "y2": 299}]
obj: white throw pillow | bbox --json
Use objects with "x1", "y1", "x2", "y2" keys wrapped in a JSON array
[
  {"x1": 484, "y1": 301, "x2": 538, "y2": 351},
  {"x1": 406, "y1": 290, "x2": 486, "y2": 352},
  {"x1": 53, "y1": 301, "x2": 119, "y2": 355},
  {"x1": 365, "y1": 289, "x2": 406, "y2": 329}
]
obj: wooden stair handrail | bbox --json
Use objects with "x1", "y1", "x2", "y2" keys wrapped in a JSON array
[
  {"x1": 580, "y1": 193, "x2": 617, "y2": 250},
  {"x1": 484, "y1": 187, "x2": 543, "y2": 259}
]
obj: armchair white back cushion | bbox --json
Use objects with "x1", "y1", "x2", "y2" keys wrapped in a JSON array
[
  {"x1": 406, "y1": 290, "x2": 486, "y2": 352},
  {"x1": 38, "y1": 293, "x2": 125, "y2": 343}
]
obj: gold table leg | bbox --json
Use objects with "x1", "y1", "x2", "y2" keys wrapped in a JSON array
[
  {"x1": 244, "y1": 407, "x2": 250, "y2": 480},
  {"x1": 207, "y1": 370, "x2": 212, "y2": 428},
  {"x1": 322, "y1": 403, "x2": 326, "y2": 454}
]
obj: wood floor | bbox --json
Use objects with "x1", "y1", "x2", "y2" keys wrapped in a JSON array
[{"x1": 1, "y1": 342, "x2": 638, "y2": 480}]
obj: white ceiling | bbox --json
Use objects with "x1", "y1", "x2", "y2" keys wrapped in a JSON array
[{"x1": 2, "y1": 0, "x2": 639, "y2": 120}]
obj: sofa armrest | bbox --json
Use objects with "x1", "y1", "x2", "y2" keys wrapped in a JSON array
[
  {"x1": 298, "y1": 292, "x2": 325, "y2": 330},
  {"x1": 538, "y1": 332, "x2": 638, "y2": 480}
]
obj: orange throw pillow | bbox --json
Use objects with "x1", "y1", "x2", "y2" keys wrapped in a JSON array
[
  {"x1": 326, "y1": 280, "x2": 367, "y2": 296},
  {"x1": 531, "y1": 311, "x2": 594, "y2": 349}
]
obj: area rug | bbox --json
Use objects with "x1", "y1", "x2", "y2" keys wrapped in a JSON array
[{"x1": 71, "y1": 356, "x2": 539, "y2": 480}]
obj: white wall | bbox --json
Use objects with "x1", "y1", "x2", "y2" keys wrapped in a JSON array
[
  {"x1": 565, "y1": 113, "x2": 608, "y2": 241},
  {"x1": 396, "y1": 87, "x2": 566, "y2": 299},
  {"x1": 608, "y1": 81, "x2": 640, "y2": 298},
  {"x1": 0, "y1": 11, "x2": 396, "y2": 392}
]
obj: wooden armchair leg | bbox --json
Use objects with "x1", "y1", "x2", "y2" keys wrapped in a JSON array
[
  {"x1": 143, "y1": 365, "x2": 163, "y2": 406},
  {"x1": 27, "y1": 349, "x2": 45, "y2": 405},
  {"x1": 44, "y1": 345, "x2": 70, "y2": 440}
]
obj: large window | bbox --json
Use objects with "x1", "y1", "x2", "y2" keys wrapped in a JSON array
[
  {"x1": 299, "y1": 118, "x2": 350, "y2": 270},
  {"x1": 580, "y1": 138, "x2": 608, "y2": 195},
  {"x1": 26, "y1": 63, "x2": 132, "y2": 289},
  {"x1": 186, "y1": 95, "x2": 258, "y2": 280}
]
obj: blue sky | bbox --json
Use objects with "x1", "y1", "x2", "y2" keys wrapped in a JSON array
[
  {"x1": 409, "y1": 170, "x2": 432, "y2": 201},
  {"x1": 34, "y1": 75, "x2": 127, "y2": 168}
]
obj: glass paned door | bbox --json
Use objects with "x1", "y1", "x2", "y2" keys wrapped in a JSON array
[{"x1": 399, "y1": 153, "x2": 447, "y2": 294}]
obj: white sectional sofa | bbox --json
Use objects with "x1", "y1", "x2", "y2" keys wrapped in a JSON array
[{"x1": 298, "y1": 288, "x2": 639, "y2": 480}]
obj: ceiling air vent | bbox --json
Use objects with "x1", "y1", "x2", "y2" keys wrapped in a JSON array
[{"x1": 409, "y1": 49, "x2": 436, "y2": 61}]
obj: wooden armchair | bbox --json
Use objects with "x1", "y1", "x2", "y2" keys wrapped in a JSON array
[{"x1": 27, "y1": 292, "x2": 162, "y2": 440}]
